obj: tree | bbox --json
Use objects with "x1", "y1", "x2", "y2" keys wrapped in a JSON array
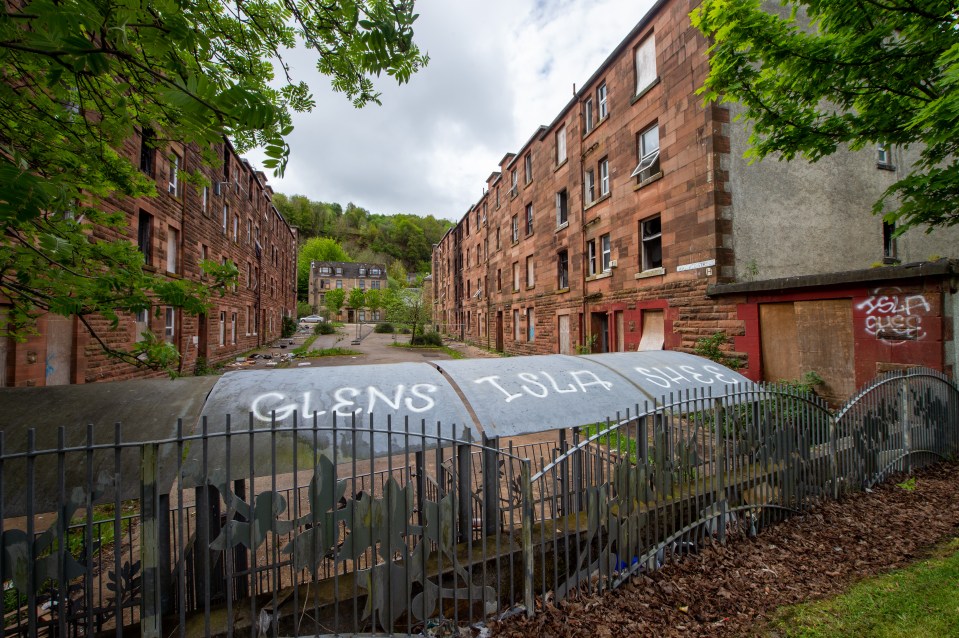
[
  {"x1": 364, "y1": 288, "x2": 383, "y2": 320},
  {"x1": 383, "y1": 279, "x2": 429, "y2": 344},
  {"x1": 347, "y1": 286, "x2": 367, "y2": 317},
  {"x1": 324, "y1": 288, "x2": 346, "y2": 321},
  {"x1": 297, "y1": 237, "x2": 352, "y2": 302},
  {"x1": 0, "y1": 0, "x2": 428, "y2": 372},
  {"x1": 691, "y1": 0, "x2": 959, "y2": 231}
]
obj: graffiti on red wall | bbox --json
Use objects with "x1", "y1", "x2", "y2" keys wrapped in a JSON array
[{"x1": 856, "y1": 288, "x2": 931, "y2": 344}]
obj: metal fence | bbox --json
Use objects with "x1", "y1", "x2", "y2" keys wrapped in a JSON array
[{"x1": 1, "y1": 367, "x2": 956, "y2": 637}]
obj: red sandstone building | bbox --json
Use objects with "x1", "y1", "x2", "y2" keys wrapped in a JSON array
[
  {"x1": 432, "y1": 0, "x2": 959, "y2": 404},
  {"x1": 0, "y1": 134, "x2": 297, "y2": 386}
]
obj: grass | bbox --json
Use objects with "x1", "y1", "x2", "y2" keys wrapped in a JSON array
[
  {"x1": 769, "y1": 537, "x2": 959, "y2": 638},
  {"x1": 303, "y1": 347, "x2": 362, "y2": 358},
  {"x1": 388, "y1": 342, "x2": 465, "y2": 359},
  {"x1": 291, "y1": 334, "x2": 318, "y2": 356}
]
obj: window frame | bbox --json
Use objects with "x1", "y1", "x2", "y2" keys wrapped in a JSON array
[
  {"x1": 599, "y1": 157, "x2": 610, "y2": 197},
  {"x1": 556, "y1": 189, "x2": 569, "y2": 227},
  {"x1": 524, "y1": 153, "x2": 533, "y2": 185},
  {"x1": 584, "y1": 96, "x2": 595, "y2": 133},
  {"x1": 597, "y1": 82, "x2": 608, "y2": 120},
  {"x1": 640, "y1": 215, "x2": 663, "y2": 271},
  {"x1": 526, "y1": 255, "x2": 535, "y2": 288},
  {"x1": 634, "y1": 33, "x2": 657, "y2": 96},
  {"x1": 525, "y1": 203, "x2": 534, "y2": 236},
  {"x1": 587, "y1": 239, "x2": 598, "y2": 276},
  {"x1": 556, "y1": 125, "x2": 567, "y2": 165},
  {"x1": 631, "y1": 123, "x2": 661, "y2": 182},
  {"x1": 557, "y1": 249, "x2": 569, "y2": 290},
  {"x1": 601, "y1": 233, "x2": 612, "y2": 272}
]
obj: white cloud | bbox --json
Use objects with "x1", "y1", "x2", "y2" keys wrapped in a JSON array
[{"x1": 247, "y1": 0, "x2": 657, "y2": 221}]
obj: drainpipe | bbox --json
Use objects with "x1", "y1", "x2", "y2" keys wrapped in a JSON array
[{"x1": 577, "y1": 96, "x2": 589, "y2": 353}]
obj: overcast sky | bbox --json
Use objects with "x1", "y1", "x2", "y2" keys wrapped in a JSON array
[{"x1": 247, "y1": 0, "x2": 657, "y2": 222}]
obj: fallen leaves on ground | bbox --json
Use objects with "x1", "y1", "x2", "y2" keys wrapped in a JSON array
[{"x1": 491, "y1": 463, "x2": 959, "y2": 637}]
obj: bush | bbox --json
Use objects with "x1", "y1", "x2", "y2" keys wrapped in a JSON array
[
  {"x1": 314, "y1": 322, "x2": 335, "y2": 335},
  {"x1": 281, "y1": 316, "x2": 297, "y2": 338},
  {"x1": 400, "y1": 326, "x2": 411, "y2": 334},
  {"x1": 411, "y1": 331, "x2": 443, "y2": 347},
  {"x1": 374, "y1": 322, "x2": 395, "y2": 333},
  {"x1": 694, "y1": 331, "x2": 743, "y2": 370}
]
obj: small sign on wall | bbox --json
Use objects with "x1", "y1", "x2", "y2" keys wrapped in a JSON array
[{"x1": 676, "y1": 259, "x2": 716, "y2": 273}]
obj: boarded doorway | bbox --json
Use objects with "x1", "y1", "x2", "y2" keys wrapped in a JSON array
[
  {"x1": 495, "y1": 311, "x2": 504, "y2": 352},
  {"x1": 759, "y1": 300, "x2": 855, "y2": 404},
  {"x1": 45, "y1": 314, "x2": 73, "y2": 386},
  {"x1": 558, "y1": 315, "x2": 571, "y2": 354}
]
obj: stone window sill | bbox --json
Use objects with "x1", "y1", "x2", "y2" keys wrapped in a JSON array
[
  {"x1": 555, "y1": 221, "x2": 569, "y2": 233},
  {"x1": 633, "y1": 171, "x2": 663, "y2": 191},
  {"x1": 586, "y1": 271, "x2": 612, "y2": 282},
  {"x1": 554, "y1": 158, "x2": 568, "y2": 172},
  {"x1": 584, "y1": 193, "x2": 611, "y2": 212},
  {"x1": 634, "y1": 267, "x2": 665, "y2": 280},
  {"x1": 630, "y1": 77, "x2": 661, "y2": 105}
]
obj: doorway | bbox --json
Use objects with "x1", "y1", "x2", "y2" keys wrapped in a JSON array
[
  {"x1": 590, "y1": 312, "x2": 609, "y2": 353},
  {"x1": 495, "y1": 311, "x2": 504, "y2": 352},
  {"x1": 558, "y1": 315, "x2": 571, "y2": 354}
]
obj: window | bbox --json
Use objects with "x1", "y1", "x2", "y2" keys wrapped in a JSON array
[
  {"x1": 883, "y1": 220, "x2": 898, "y2": 262},
  {"x1": 247, "y1": 262, "x2": 252, "y2": 288},
  {"x1": 556, "y1": 189, "x2": 568, "y2": 227},
  {"x1": 641, "y1": 216, "x2": 663, "y2": 270},
  {"x1": 584, "y1": 96, "x2": 595, "y2": 133},
  {"x1": 525, "y1": 203, "x2": 534, "y2": 236},
  {"x1": 510, "y1": 169, "x2": 518, "y2": 196},
  {"x1": 371, "y1": 267, "x2": 381, "y2": 276},
  {"x1": 231, "y1": 312, "x2": 237, "y2": 345},
  {"x1": 335, "y1": 267, "x2": 343, "y2": 276},
  {"x1": 359, "y1": 279, "x2": 365, "y2": 290},
  {"x1": 527, "y1": 308, "x2": 535, "y2": 342},
  {"x1": 601, "y1": 233, "x2": 611, "y2": 272},
  {"x1": 134, "y1": 309, "x2": 150, "y2": 342},
  {"x1": 598, "y1": 82, "x2": 608, "y2": 120},
  {"x1": 556, "y1": 125, "x2": 567, "y2": 164},
  {"x1": 497, "y1": 268, "x2": 502, "y2": 291},
  {"x1": 495, "y1": 186, "x2": 500, "y2": 208},
  {"x1": 222, "y1": 204, "x2": 229, "y2": 235},
  {"x1": 168, "y1": 152, "x2": 181, "y2": 196},
  {"x1": 166, "y1": 226, "x2": 178, "y2": 273},
  {"x1": 371, "y1": 279, "x2": 380, "y2": 290},
  {"x1": 139, "y1": 129, "x2": 156, "y2": 177},
  {"x1": 202, "y1": 186, "x2": 209, "y2": 214},
  {"x1": 247, "y1": 218, "x2": 252, "y2": 244},
  {"x1": 526, "y1": 255, "x2": 535, "y2": 288},
  {"x1": 511, "y1": 215, "x2": 519, "y2": 243},
  {"x1": 557, "y1": 250, "x2": 569, "y2": 289},
  {"x1": 513, "y1": 309, "x2": 521, "y2": 341},
  {"x1": 496, "y1": 227, "x2": 501, "y2": 250},
  {"x1": 137, "y1": 210, "x2": 153, "y2": 266},
  {"x1": 599, "y1": 157, "x2": 610, "y2": 197},
  {"x1": 524, "y1": 153, "x2": 532, "y2": 184},
  {"x1": 512, "y1": 262, "x2": 520, "y2": 291},
  {"x1": 631, "y1": 124, "x2": 661, "y2": 182},
  {"x1": 233, "y1": 215, "x2": 239, "y2": 242},
  {"x1": 585, "y1": 168, "x2": 596, "y2": 204},
  {"x1": 635, "y1": 33, "x2": 657, "y2": 95},
  {"x1": 587, "y1": 239, "x2": 598, "y2": 276},
  {"x1": 218, "y1": 310, "x2": 226, "y2": 346},
  {"x1": 336, "y1": 280, "x2": 343, "y2": 289},
  {"x1": 359, "y1": 267, "x2": 367, "y2": 277},
  {"x1": 164, "y1": 307, "x2": 175, "y2": 342},
  {"x1": 877, "y1": 144, "x2": 894, "y2": 169},
  {"x1": 465, "y1": 217, "x2": 470, "y2": 236}
]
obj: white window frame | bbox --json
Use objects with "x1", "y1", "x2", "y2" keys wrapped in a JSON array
[
  {"x1": 166, "y1": 226, "x2": 178, "y2": 274},
  {"x1": 164, "y1": 307, "x2": 175, "y2": 342},
  {"x1": 585, "y1": 169, "x2": 596, "y2": 204},
  {"x1": 601, "y1": 233, "x2": 611, "y2": 272},
  {"x1": 641, "y1": 216, "x2": 663, "y2": 271},
  {"x1": 556, "y1": 189, "x2": 568, "y2": 227},
  {"x1": 526, "y1": 255, "x2": 534, "y2": 288},
  {"x1": 168, "y1": 152, "x2": 180, "y2": 196},
  {"x1": 231, "y1": 311, "x2": 237, "y2": 345},
  {"x1": 587, "y1": 239, "x2": 598, "y2": 276},
  {"x1": 524, "y1": 153, "x2": 533, "y2": 184},
  {"x1": 525, "y1": 203, "x2": 533, "y2": 236},
  {"x1": 598, "y1": 82, "x2": 608, "y2": 120},
  {"x1": 511, "y1": 215, "x2": 519, "y2": 243},
  {"x1": 584, "y1": 96, "x2": 594, "y2": 133},
  {"x1": 222, "y1": 204, "x2": 229, "y2": 235},
  {"x1": 512, "y1": 262, "x2": 520, "y2": 291},
  {"x1": 600, "y1": 157, "x2": 610, "y2": 197},
  {"x1": 631, "y1": 124, "x2": 661, "y2": 181}
]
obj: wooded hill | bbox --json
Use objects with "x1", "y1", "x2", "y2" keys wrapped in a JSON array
[{"x1": 272, "y1": 193, "x2": 453, "y2": 275}]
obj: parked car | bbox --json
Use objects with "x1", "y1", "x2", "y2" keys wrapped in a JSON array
[{"x1": 299, "y1": 315, "x2": 324, "y2": 324}]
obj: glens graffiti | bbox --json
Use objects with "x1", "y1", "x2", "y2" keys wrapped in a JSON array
[
  {"x1": 857, "y1": 288, "x2": 930, "y2": 344},
  {"x1": 474, "y1": 370, "x2": 614, "y2": 402},
  {"x1": 250, "y1": 384, "x2": 439, "y2": 422}
]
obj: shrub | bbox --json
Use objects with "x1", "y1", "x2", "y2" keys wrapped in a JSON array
[
  {"x1": 374, "y1": 322, "x2": 395, "y2": 333},
  {"x1": 411, "y1": 331, "x2": 443, "y2": 347},
  {"x1": 694, "y1": 331, "x2": 743, "y2": 370},
  {"x1": 281, "y1": 316, "x2": 297, "y2": 338},
  {"x1": 314, "y1": 322, "x2": 335, "y2": 335}
]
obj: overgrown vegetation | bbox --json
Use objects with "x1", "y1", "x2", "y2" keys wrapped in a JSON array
[
  {"x1": 303, "y1": 347, "x2": 361, "y2": 358},
  {"x1": 410, "y1": 330, "x2": 442, "y2": 347},
  {"x1": 373, "y1": 322, "x2": 395, "y2": 333},
  {"x1": 281, "y1": 316, "x2": 297, "y2": 339},
  {"x1": 313, "y1": 322, "x2": 336, "y2": 335},
  {"x1": 693, "y1": 332, "x2": 743, "y2": 370},
  {"x1": 771, "y1": 538, "x2": 959, "y2": 637}
]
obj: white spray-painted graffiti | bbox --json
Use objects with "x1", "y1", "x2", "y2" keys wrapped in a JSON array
[
  {"x1": 473, "y1": 370, "x2": 614, "y2": 402},
  {"x1": 856, "y1": 288, "x2": 931, "y2": 344},
  {"x1": 250, "y1": 384, "x2": 439, "y2": 422},
  {"x1": 634, "y1": 364, "x2": 741, "y2": 389}
]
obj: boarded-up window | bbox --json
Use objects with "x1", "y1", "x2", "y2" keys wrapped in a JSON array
[
  {"x1": 634, "y1": 34, "x2": 657, "y2": 94},
  {"x1": 638, "y1": 309, "x2": 664, "y2": 351}
]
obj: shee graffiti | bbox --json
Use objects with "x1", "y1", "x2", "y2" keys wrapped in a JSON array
[{"x1": 857, "y1": 288, "x2": 931, "y2": 344}]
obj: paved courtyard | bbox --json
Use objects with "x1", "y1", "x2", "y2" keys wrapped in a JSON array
[{"x1": 223, "y1": 323, "x2": 498, "y2": 372}]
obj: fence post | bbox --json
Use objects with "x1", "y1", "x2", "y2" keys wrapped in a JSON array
[
  {"x1": 457, "y1": 428, "x2": 473, "y2": 544},
  {"x1": 140, "y1": 443, "x2": 162, "y2": 638},
  {"x1": 520, "y1": 459, "x2": 534, "y2": 617},
  {"x1": 482, "y1": 435, "x2": 500, "y2": 537},
  {"x1": 900, "y1": 375, "x2": 911, "y2": 474},
  {"x1": 571, "y1": 427, "x2": 583, "y2": 514},
  {"x1": 829, "y1": 413, "x2": 839, "y2": 500},
  {"x1": 713, "y1": 399, "x2": 727, "y2": 545},
  {"x1": 415, "y1": 450, "x2": 426, "y2": 527}
]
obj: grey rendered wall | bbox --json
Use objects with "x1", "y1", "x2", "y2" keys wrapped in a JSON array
[{"x1": 726, "y1": 103, "x2": 959, "y2": 281}]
